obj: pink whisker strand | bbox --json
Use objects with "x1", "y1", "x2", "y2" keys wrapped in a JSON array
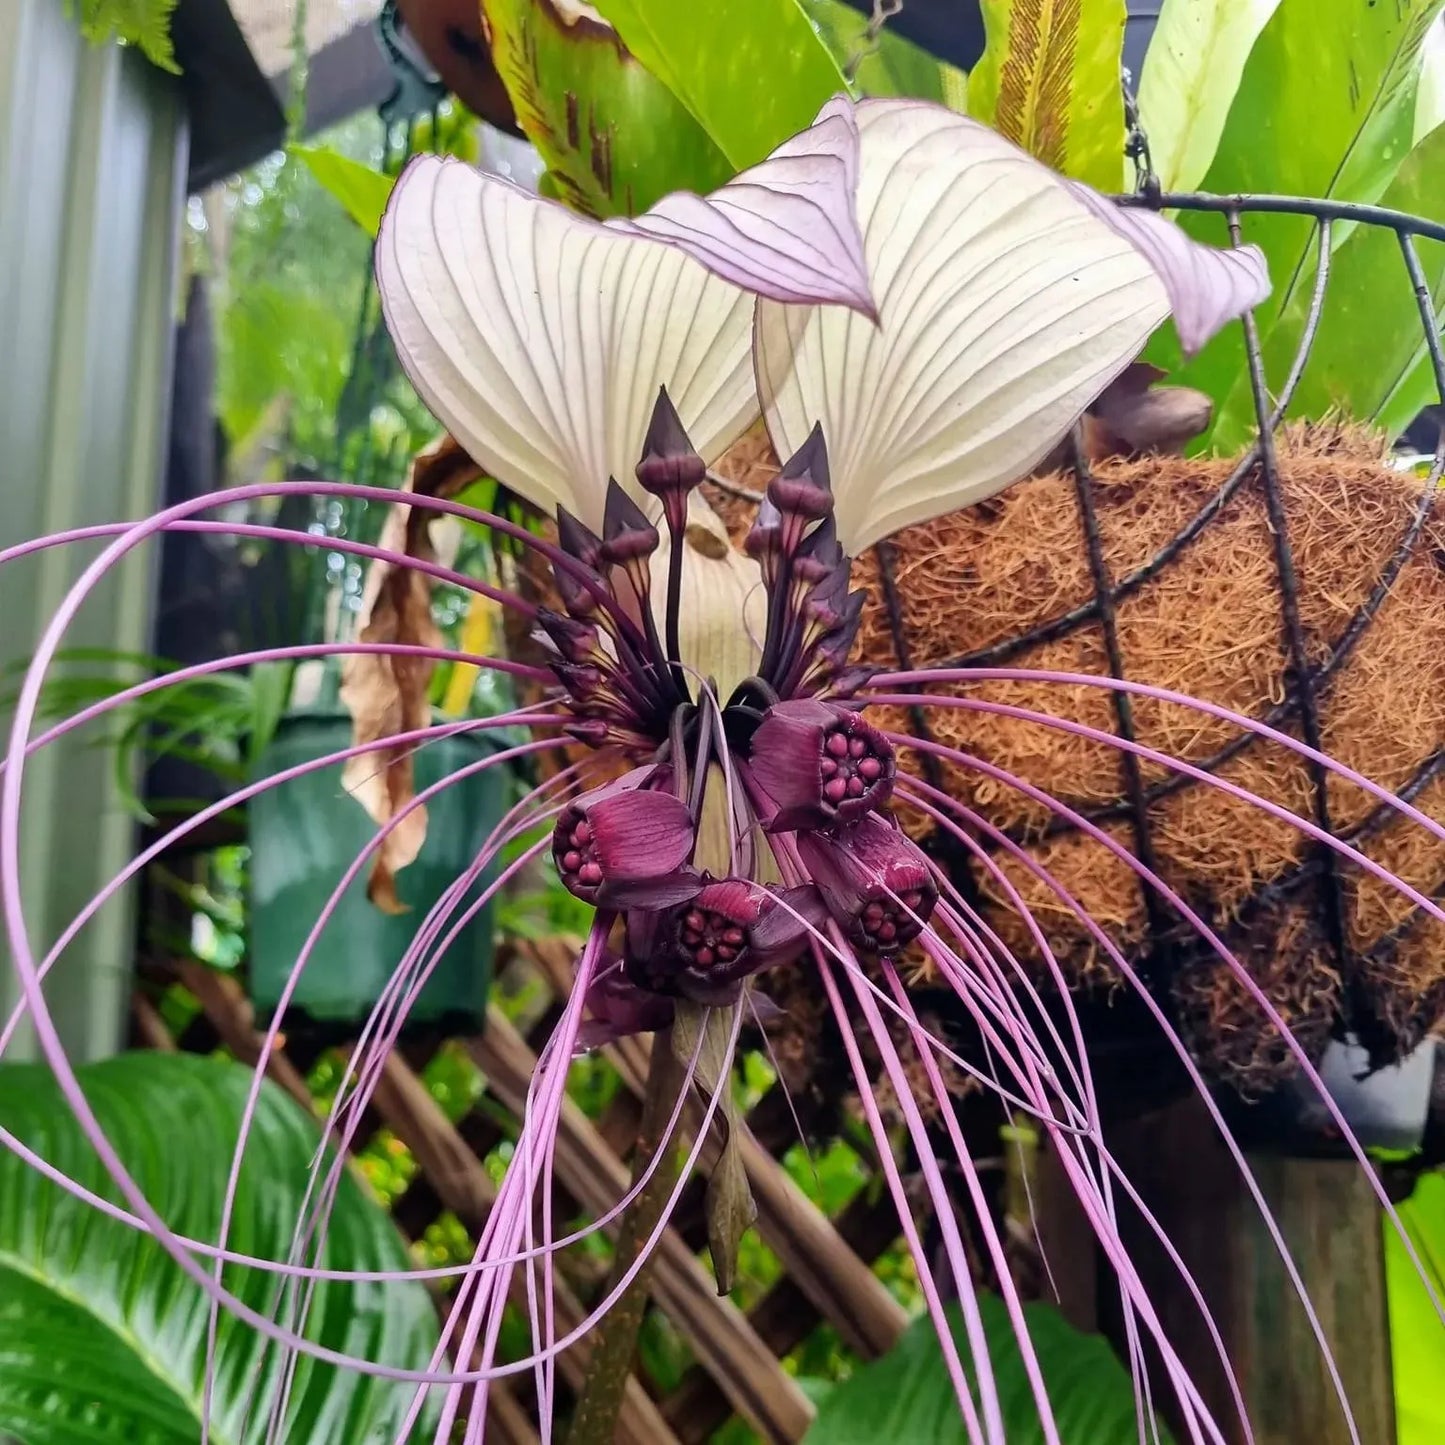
[
  {"x1": 890, "y1": 891, "x2": 1195, "y2": 1443},
  {"x1": 248, "y1": 768, "x2": 610, "y2": 1416},
  {"x1": 910, "y1": 902, "x2": 1093, "y2": 1128},
  {"x1": 339, "y1": 695, "x2": 567, "y2": 800},
  {"x1": 919, "y1": 901, "x2": 1086, "y2": 1138},
  {"x1": 407, "y1": 925, "x2": 605, "y2": 1441},
  {"x1": 898, "y1": 776, "x2": 1288, "y2": 1416},
  {"x1": 764, "y1": 829, "x2": 1006, "y2": 1439},
  {"x1": 0, "y1": 710, "x2": 569, "y2": 1062},
  {"x1": 304, "y1": 759, "x2": 595, "y2": 1169},
  {"x1": 869, "y1": 669, "x2": 1445, "y2": 856},
  {"x1": 881, "y1": 960, "x2": 1066, "y2": 1445},
  {"x1": 0, "y1": 731, "x2": 579, "y2": 1400},
  {"x1": 928, "y1": 893, "x2": 1097, "y2": 1133},
  {"x1": 257, "y1": 827, "x2": 568, "y2": 1435},
  {"x1": 878, "y1": 697, "x2": 1445, "y2": 1321},
  {"x1": 0, "y1": 477, "x2": 649, "y2": 632},
  {"x1": 744, "y1": 986, "x2": 818, "y2": 1185},
  {"x1": 397, "y1": 972, "x2": 732, "y2": 1442},
  {"x1": 812, "y1": 947, "x2": 992, "y2": 1445},
  {"x1": 760, "y1": 873, "x2": 1096, "y2": 1130},
  {"x1": 889, "y1": 810, "x2": 1163, "y2": 1422},
  {"x1": 201, "y1": 739, "x2": 563, "y2": 1430},
  {"x1": 897, "y1": 767, "x2": 1371, "y2": 1443}
]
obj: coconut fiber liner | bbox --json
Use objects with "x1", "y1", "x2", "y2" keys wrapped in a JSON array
[{"x1": 707, "y1": 422, "x2": 1445, "y2": 1096}]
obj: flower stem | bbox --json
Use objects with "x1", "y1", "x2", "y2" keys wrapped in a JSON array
[{"x1": 564, "y1": 1029, "x2": 686, "y2": 1445}]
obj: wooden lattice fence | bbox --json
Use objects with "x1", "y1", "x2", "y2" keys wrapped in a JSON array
[{"x1": 131, "y1": 936, "x2": 911, "y2": 1443}]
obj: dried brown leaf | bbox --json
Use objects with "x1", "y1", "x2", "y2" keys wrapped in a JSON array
[{"x1": 340, "y1": 436, "x2": 481, "y2": 912}]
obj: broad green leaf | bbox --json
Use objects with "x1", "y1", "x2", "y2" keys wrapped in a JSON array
[
  {"x1": 800, "y1": 0, "x2": 964, "y2": 103},
  {"x1": 0, "y1": 1052, "x2": 438, "y2": 1444},
  {"x1": 1417, "y1": 16, "x2": 1445, "y2": 142},
  {"x1": 967, "y1": 0, "x2": 1128, "y2": 189},
  {"x1": 291, "y1": 145, "x2": 396, "y2": 240},
  {"x1": 1256, "y1": 123, "x2": 1445, "y2": 444},
  {"x1": 589, "y1": 0, "x2": 847, "y2": 170},
  {"x1": 481, "y1": 0, "x2": 734, "y2": 216},
  {"x1": 1137, "y1": 0, "x2": 1280, "y2": 193},
  {"x1": 1165, "y1": 0, "x2": 1445, "y2": 435},
  {"x1": 802, "y1": 1296, "x2": 1171, "y2": 1444},
  {"x1": 1387, "y1": 1172, "x2": 1445, "y2": 1445}
]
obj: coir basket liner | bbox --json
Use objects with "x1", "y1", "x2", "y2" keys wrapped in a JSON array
[{"x1": 709, "y1": 421, "x2": 1445, "y2": 1097}]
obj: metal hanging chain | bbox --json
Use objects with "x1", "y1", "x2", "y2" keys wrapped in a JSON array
[{"x1": 1121, "y1": 66, "x2": 1160, "y2": 203}]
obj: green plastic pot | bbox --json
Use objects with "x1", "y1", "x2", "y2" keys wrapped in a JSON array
[{"x1": 247, "y1": 711, "x2": 506, "y2": 1037}]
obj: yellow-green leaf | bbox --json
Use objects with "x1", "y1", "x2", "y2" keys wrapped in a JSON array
[
  {"x1": 589, "y1": 0, "x2": 848, "y2": 170},
  {"x1": 967, "y1": 0, "x2": 1128, "y2": 189},
  {"x1": 1137, "y1": 0, "x2": 1280, "y2": 193},
  {"x1": 1163, "y1": 0, "x2": 1445, "y2": 444},
  {"x1": 482, "y1": 0, "x2": 733, "y2": 216},
  {"x1": 291, "y1": 145, "x2": 395, "y2": 239}
]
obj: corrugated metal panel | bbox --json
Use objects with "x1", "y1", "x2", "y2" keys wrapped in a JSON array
[{"x1": 0, "y1": 0, "x2": 188, "y2": 1062}]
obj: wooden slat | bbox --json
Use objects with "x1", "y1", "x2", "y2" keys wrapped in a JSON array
[
  {"x1": 590, "y1": 1020, "x2": 903, "y2": 1361},
  {"x1": 130, "y1": 993, "x2": 177, "y2": 1052},
  {"x1": 473, "y1": 1008, "x2": 816, "y2": 1444},
  {"x1": 664, "y1": 1188, "x2": 904, "y2": 1441},
  {"x1": 176, "y1": 960, "x2": 317, "y2": 1114},
  {"x1": 369, "y1": 1050, "x2": 680, "y2": 1445}
]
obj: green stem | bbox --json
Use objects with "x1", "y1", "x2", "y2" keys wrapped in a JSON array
[{"x1": 564, "y1": 1032, "x2": 685, "y2": 1445}]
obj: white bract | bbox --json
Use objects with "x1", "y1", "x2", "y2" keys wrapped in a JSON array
[{"x1": 377, "y1": 94, "x2": 1268, "y2": 676}]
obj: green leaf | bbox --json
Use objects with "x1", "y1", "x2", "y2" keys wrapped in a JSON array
[
  {"x1": 69, "y1": 0, "x2": 180, "y2": 74},
  {"x1": 1165, "y1": 0, "x2": 1445, "y2": 438},
  {"x1": 1417, "y1": 17, "x2": 1445, "y2": 142},
  {"x1": 1387, "y1": 1172, "x2": 1445, "y2": 1445},
  {"x1": 800, "y1": 0, "x2": 963, "y2": 103},
  {"x1": 803, "y1": 1296, "x2": 1172, "y2": 1444},
  {"x1": 291, "y1": 146, "x2": 396, "y2": 241},
  {"x1": 1137, "y1": 0, "x2": 1280, "y2": 193},
  {"x1": 482, "y1": 0, "x2": 735, "y2": 216},
  {"x1": 1258, "y1": 123, "x2": 1445, "y2": 442},
  {"x1": 0, "y1": 1053, "x2": 439, "y2": 1443},
  {"x1": 589, "y1": 0, "x2": 848, "y2": 170},
  {"x1": 967, "y1": 0, "x2": 1129, "y2": 189}
]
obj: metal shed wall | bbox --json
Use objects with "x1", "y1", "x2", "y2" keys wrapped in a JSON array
[{"x1": 0, "y1": 0, "x2": 188, "y2": 1062}]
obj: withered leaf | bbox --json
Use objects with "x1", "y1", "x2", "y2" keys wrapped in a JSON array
[{"x1": 340, "y1": 436, "x2": 481, "y2": 912}]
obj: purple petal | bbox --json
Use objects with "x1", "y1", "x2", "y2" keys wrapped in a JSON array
[
  {"x1": 1063, "y1": 182, "x2": 1271, "y2": 355},
  {"x1": 608, "y1": 95, "x2": 875, "y2": 316},
  {"x1": 600, "y1": 866, "x2": 705, "y2": 910}
]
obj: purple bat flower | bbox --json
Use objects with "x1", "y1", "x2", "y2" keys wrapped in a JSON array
[{"x1": 7, "y1": 91, "x2": 1443, "y2": 1445}]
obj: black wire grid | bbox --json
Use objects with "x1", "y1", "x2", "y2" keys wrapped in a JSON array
[{"x1": 874, "y1": 192, "x2": 1445, "y2": 1070}]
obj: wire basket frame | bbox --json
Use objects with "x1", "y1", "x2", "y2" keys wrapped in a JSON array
[{"x1": 871, "y1": 191, "x2": 1445, "y2": 1072}]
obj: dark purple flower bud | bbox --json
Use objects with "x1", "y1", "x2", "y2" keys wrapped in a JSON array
[
  {"x1": 749, "y1": 700, "x2": 896, "y2": 830},
  {"x1": 576, "y1": 968, "x2": 676, "y2": 1050},
  {"x1": 767, "y1": 423, "x2": 833, "y2": 522},
  {"x1": 534, "y1": 607, "x2": 602, "y2": 665},
  {"x1": 792, "y1": 515, "x2": 843, "y2": 585},
  {"x1": 635, "y1": 387, "x2": 706, "y2": 531},
  {"x1": 599, "y1": 478, "x2": 660, "y2": 565},
  {"x1": 744, "y1": 496, "x2": 784, "y2": 587},
  {"x1": 565, "y1": 718, "x2": 611, "y2": 747},
  {"x1": 556, "y1": 507, "x2": 604, "y2": 568},
  {"x1": 796, "y1": 813, "x2": 938, "y2": 954},
  {"x1": 552, "y1": 767, "x2": 694, "y2": 903}
]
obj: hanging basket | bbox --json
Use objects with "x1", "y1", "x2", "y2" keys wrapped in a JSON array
[{"x1": 705, "y1": 194, "x2": 1445, "y2": 1120}]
